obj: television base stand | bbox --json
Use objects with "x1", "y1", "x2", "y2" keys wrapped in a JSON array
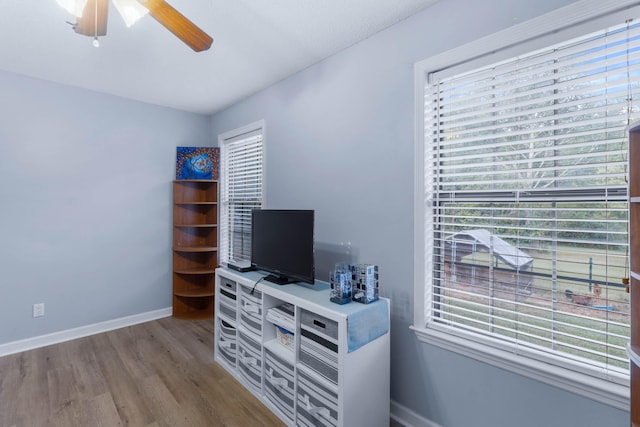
[{"x1": 264, "y1": 274, "x2": 297, "y2": 285}]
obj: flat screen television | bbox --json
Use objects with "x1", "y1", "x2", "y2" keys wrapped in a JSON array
[{"x1": 251, "y1": 209, "x2": 315, "y2": 285}]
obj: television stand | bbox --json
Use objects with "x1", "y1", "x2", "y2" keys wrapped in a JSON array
[
  {"x1": 264, "y1": 274, "x2": 296, "y2": 285},
  {"x1": 214, "y1": 267, "x2": 390, "y2": 426}
]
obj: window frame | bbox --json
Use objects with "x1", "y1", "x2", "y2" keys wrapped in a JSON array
[
  {"x1": 412, "y1": 0, "x2": 639, "y2": 410},
  {"x1": 218, "y1": 120, "x2": 266, "y2": 266}
]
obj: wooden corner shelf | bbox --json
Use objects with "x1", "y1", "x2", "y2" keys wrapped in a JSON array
[
  {"x1": 174, "y1": 289, "x2": 215, "y2": 298},
  {"x1": 175, "y1": 267, "x2": 217, "y2": 275},
  {"x1": 173, "y1": 246, "x2": 218, "y2": 252},
  {"x1": 173, "y1": 180, "x2": 218, "y2": 320}
]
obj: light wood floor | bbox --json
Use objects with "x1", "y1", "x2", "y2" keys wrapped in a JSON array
[{"x1": 0, "y1": 317, "x2": 285, "y2": 427}]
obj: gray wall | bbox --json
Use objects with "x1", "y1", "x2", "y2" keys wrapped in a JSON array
[
  {"x1": 210, "y1": 0, "x2": 629, "y2": 426},
  {"x1": 0, "y1": 70, "x2": 211, "y2": 343}
]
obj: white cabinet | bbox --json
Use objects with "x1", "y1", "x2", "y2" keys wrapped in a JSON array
[{"x1": 214, "y1": 268, "x2": 390, "y2": 427}]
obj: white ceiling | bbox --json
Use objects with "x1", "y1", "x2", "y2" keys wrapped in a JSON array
[{"x1": 0, "y1": 0, "x2": 439, "y2": 115}]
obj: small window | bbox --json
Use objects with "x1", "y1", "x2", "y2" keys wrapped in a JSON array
[{"x1": 219, "y1": 121, "x2": 265, "y2": 265}]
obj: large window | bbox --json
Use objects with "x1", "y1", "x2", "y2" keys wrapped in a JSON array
[
  {"x1": 414, "y1": 1, "x2": 640, "y2": 408},
  {"x1": 219, "y1": 121, "x2": 265, "y2": 265}
]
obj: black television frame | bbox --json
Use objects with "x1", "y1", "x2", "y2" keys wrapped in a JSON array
[{"x1": 251, "y1": 209, "x2": 315, "y2": 285}]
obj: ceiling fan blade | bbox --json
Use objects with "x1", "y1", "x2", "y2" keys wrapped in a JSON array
[
  {"x1": 74, "y1": 0, "x2": 109, "y2": 37},
  {"x1": 140, "y1": 0, "x2": 213, "y2": 52}
]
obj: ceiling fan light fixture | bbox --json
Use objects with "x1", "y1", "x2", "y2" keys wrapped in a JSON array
[
  {"x1": 62, "y1": 0, "x2": 212, "y2": 52},
  {"x1": 112, "y1": 0, "x2": 149, "y2": 27},
  {"x1": 56, "y1": 0, "x2": 89, "y2": 17}
]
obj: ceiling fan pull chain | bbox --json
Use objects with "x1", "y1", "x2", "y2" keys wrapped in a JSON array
[{"x1": 93, "y1": 0, "x2": 100, "y2": 47}]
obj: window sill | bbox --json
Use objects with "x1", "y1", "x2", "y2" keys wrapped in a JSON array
[{"x1": 410, "y1": 325, "x2": 629, "y2": 411}]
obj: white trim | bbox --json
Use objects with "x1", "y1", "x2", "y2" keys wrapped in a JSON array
[
  {"x1": 413, "y1": 61, "x2": 426, "y2": 328},
  {"x1": 416, "y1": 0, "x2": 640, "y2": 79},
  {"x1": 411, "y1": 326, "x2": 629, "y2": 411},
  {"x1": 0, "y1": 307, "x2": 172, "y2": 357},
  {"x1": 413, "y1": 0, "x2": 638, "y2": 411},
  {"x1": 218, "y1": 119, "x2": 265, "y2": 145},
  {"x1": 391, "y1": 399, "x2": 441, "y2": 427}
]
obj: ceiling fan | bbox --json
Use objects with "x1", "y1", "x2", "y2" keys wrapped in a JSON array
[{"x1": 56, "y1": 0, "x2": 213, "y2": 52}]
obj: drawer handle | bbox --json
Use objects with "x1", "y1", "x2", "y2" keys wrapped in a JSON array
[
  {"x1": 303, "y1": 395, "x2": 330, "y2": 420},
  {"x1": 220, "y1": 289, "x2": 236, "y2": 300},
  {"x1": 313, "y1": 320, "x2": 326, "y2": 329},
  {"x1": 242, "y1": 301, "x2": 260, "y2": 314},
  {"x1": 239, "y1": 351, "x2": 257, "y2": 367},
  {"x1": 267, "y1": 368, "x2": 288, "y2": 388}
]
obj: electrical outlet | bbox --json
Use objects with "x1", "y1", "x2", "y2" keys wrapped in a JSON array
[{"x1": 32, "y1": 303, "x2": 45, "y2": 318}]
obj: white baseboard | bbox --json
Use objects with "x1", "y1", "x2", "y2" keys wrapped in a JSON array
[
  {"x1": 0, "y1": 307, "x2": 172, "y2": 357},
  {"x1": 391, "y1": 399, "x2": 442, "y2": 427}
]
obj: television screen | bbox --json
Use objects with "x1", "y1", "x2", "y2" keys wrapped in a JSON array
[{"x1": 251, "y1": 209, "x2": 315, "y2": 285}]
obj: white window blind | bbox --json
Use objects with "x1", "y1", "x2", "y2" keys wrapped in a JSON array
[
  {"x1": 425, "y1": 19, "x2": 640, "y2": 383},
  {"x1": 220, "y1": 132, "x2": 263, "y2": 264}
]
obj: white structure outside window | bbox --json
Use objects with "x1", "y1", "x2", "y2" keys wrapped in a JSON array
[
  {"x1": 413, "y1": 0, "x2": 640, "y2": 409},
  {"x1": 219, "y1": 120, "x2": 265, "y2": 266}
]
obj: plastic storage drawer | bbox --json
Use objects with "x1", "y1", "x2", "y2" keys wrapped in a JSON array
[
  {"x1": 238, "y1": 330, "x2": 263, "y2": 393},
  {"x1": 217, "y1": 318, "x2": 237, "y2": 367},
  {"x1": 299, "y1": 309, "x2": 339, "y2": 383},
  {"x1": 264, "y1": 350, "x2": 295, "y2": 422},
  {"x1": 300, "y1": 310, "x2": 338, "y2": 341},
  {"x1": 218, "y1": 278, "x2": 237, "y2": 321},
  {"x1": 219, "y1": 278, "x2": 237, "y2": 304},
  {"x1": 219, "y1": 277, "x2": 237, "y2": 295},
  {"x1": 240, "y1": 285, "x2": 263, "y2": 336},
  {"x1": 299, "y1": 328, "x2": 339, "y2": 384},
  {"x1": 296, "y1": 369, "x2": 339, "y2": 427}
]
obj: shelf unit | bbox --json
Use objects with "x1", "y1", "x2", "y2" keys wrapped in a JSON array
[
  {"x1": 629, "y1": 123, "x2": 640, "y2": 426},
  {"x1": 173, "y1": 180, "x2": 218, "y2": 320},
  {"x1": 214, "y1": 267, "x2": 390, "y2": 427}
]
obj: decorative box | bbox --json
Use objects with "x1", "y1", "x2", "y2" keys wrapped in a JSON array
[
  {"x1": 330, "y1": 264, "x2": 353, "y2": 304},
  {"x1": 351, "y1": 264, "x2": 379, "y2": 304}
]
